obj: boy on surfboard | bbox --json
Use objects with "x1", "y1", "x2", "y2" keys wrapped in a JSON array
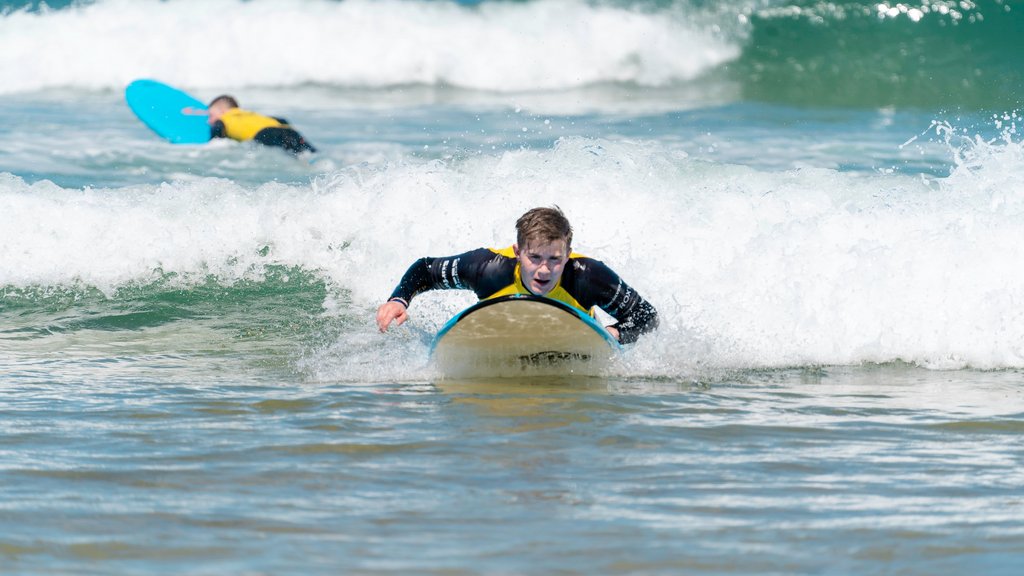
[
  {"x1": 206, "y1": 95, "x2": 316, "y2": 155},
  {"x1": 376, "y1": 206, "x2": 659, "y2": 344}
]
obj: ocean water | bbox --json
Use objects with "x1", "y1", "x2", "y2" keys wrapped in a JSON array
[{"x1": 2, "y1": 0, "x2": 1023, "y2": 573}]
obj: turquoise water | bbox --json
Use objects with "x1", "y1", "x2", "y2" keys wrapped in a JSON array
[{"x1": 2, "y1": 0, "x2": 1024, "y2": 573}]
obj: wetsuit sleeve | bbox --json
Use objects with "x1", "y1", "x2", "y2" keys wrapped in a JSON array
[
  {"x1": 573, "y1": 258, "x2": 659, "y2": 345},
  {"x1": 210, "y1": 120, "x2": 226, "y2": 139},
  {"x1": 387, "y1": 248, "x2": 511, "y2": 305},
  {"x1": 254, "y1": 127, "x2": 317, "y2": 155}
]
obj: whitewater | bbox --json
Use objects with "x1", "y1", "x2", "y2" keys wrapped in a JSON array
[
  {"x1": 0, "y1": 0, "x2": 737, "y2": 94},
  {"x1": 4, "y1": 131, "x2": 1024, "y2": 374}
]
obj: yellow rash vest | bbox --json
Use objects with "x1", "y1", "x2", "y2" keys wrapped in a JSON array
[{"x1": 210, "y1": 108, "x2": 317, "y2": 155}]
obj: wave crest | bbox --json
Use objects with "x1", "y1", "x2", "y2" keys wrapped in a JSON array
[{"x1": 0, "y1": 0, "x2": 738, "y2": 94}]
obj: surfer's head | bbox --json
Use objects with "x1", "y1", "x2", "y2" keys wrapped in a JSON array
[
  {"x1": 207, "y1": 95, "x2": 239, "y2": 125},
  {"x1": 515, "y1": 206, "x2": 572, "y2": 253},
  {"x1": 514, "y1": 207, "x2": 572, "y2": 296}
]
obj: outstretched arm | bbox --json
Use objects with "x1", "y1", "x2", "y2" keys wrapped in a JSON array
[{"x1": 376, "y1": 249, "x2": 501, "y2": 333}]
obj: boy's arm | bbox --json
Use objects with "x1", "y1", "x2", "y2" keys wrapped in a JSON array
[
  {"x1": 577, "y1": 258, "x2": 659, "y2": 344},
  {"x1": 378, "y1": 249, "x2": 499, "y2": 332},
  {"x1": 210, "y1": 120, "x2": 226, "y2": 139}
]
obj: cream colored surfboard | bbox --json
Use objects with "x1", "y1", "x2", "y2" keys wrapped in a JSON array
[{"x1": 430, "y1": 294, "x2": 621, "y2": 379}]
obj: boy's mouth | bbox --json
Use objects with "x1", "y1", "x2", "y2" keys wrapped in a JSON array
[{"x1": 532, "y1": 277, "x2": 551, "y2": 290}]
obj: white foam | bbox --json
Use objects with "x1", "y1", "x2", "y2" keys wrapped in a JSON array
[
  {"x1": 0, "y1": 0, "x2": 739, "y2": 95},
  {"x1": 4, "y1": 134, "x2": 1023, "y2": 373}
]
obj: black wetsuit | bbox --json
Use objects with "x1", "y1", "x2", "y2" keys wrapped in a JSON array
[{"x1": 388, "y1": 246, "x2": 659, "y2": 344}]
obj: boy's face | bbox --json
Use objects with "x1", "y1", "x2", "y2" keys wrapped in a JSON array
[
  {"x1": 514, "y1": 238, "x2": 569, "y2": 296},
  {"x1": 206, "y1": 101, "x2": 231, "y2": 125}
]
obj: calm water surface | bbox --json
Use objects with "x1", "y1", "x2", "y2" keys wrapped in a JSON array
[{"x1": 3, "y1": 356, "x2": 1022, "y2": 574}]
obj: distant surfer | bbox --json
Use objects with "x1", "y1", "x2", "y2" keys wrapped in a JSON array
[
  {"x1": 376, "y1": 206, "x2": 659, "y2": 344},
  {"x1": 206, "y1": 95, "x2": 317, "y2": 155}
]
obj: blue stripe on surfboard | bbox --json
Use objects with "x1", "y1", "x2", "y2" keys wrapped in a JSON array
[{"x1": 428, "y1": 294, "x2": 622, "y2": 356}]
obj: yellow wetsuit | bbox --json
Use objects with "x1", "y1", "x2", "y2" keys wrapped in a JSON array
[
  {"x1": 210, "y1": 108, "x2": 316, "y2": 155},
  {"x1": 217, "y1": 109, "x2": 284, "y2": 141}
]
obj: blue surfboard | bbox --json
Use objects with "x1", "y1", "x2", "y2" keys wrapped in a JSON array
[
  {"x1": 430, "y1": 294, "x2": 621, "y2": 378},
  {"x1": 125, "y1": 79, "x2": 210, "y2": 144}
]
